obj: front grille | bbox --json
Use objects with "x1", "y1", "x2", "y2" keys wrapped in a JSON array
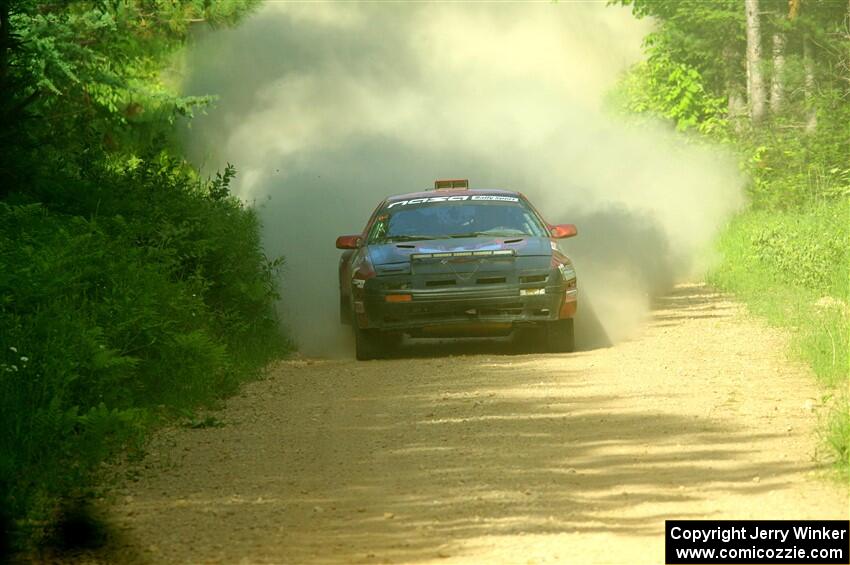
[
  {"x1": 479, "y1": 306, "x2": 523, "y2": 316},
  {"x1": 385, "y1": 302, "x2": 529, "y2": 324},
  {"x1": 425, "y1": 279, "x2": 456, "y2": 287}
]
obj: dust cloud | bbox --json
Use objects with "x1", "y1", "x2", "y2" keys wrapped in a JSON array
[{"x1": 181, "y1": 3, "x2": 744, "y2": 355}]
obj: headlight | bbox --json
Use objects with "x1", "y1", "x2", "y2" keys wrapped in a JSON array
[{"x1": 520, "y1": 288, "x2": 546, "y2": 296}]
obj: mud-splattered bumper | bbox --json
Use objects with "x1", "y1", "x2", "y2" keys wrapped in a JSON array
[{"x1": 355, "y1": 276, "x2": 577, "y2": 332}]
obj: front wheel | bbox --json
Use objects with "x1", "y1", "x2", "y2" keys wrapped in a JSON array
[
  {"x1": 353, "y1": 324, "x2": 402, "y2": 360},
  {"x1": 545, "y1": 318, "x2": 575, "y2": 353}
]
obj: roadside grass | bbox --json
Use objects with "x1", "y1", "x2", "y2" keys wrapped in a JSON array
[{"x1": 708, "y1": 200, "x2": 850, "y2": 476}]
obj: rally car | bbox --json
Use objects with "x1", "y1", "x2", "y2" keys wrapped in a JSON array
[{"x1": 336, "y1": 179, "x2": 578, "y2": 360}]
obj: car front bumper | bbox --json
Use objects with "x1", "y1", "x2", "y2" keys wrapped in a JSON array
[{"x1": 355, "y1": 278, "x2": 577, "y2": 333}]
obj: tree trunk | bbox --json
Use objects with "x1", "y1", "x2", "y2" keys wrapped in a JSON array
[
  {"x1": 0, "y1": 0, "x2": 9, "y2": 89},
  {"x1": 803, "y1": 37, "x2": 817, "y2": 133},
  {"x1": 788, "y1": 0, "x2": 800, "y2": 19},
  {"x1": 728, "y1": 90, "x2": 747, "y2": 127},
  {"x1": 745, "y1": 0, "x2": 767, "y2": 124},
  {"x1": 769, "y1": 32, "x2": 785, "y2": 114},
  {"x1": 724, "y1": 44, "x2": 747, "y2": 130}
]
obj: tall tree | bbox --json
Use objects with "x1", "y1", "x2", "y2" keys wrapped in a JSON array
[
  {"x1": 803, "y1": 36, "x2": 818, "y2": 132},
  {"x1": 769, "y1": 33, "x2": 786, "y2": 113},
  {"x1": 746, "y1": 0, "x2": 767, "y2": 123},
  {"x1": 788, "y1": 0, "x2": 818, "y2": 133},
  {"x1": 769, "y1": 1, "x2": 789, "y2": 115},
  {"x1": 725, "y1": 43, "x2": 748, "y2": 126}
]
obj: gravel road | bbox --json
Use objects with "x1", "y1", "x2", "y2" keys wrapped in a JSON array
[{"x1": 64, "y1": 284, "x2": 848, "y2": 564}]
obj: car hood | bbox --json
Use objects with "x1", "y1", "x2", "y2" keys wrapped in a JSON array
[{"x1": 368, "y1": 236, "x2": 553, "y2": 267}]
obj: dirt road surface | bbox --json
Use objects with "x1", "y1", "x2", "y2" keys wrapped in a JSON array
[{"x1": 72, "y1": 284, "x2": 848, "y2": 564}]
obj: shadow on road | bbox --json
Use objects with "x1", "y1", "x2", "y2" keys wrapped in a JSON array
[
  {"x1": 76, "y1": 284, "x2": 814, "y2": 564},
  {"x1": 267, "y1": 361, "x2": 799, "y2": 563}
]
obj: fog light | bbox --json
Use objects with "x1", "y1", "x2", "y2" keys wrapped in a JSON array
[
  {"x1": 385, "y1": 294, "x2": 413, "y2": 303},
  {"x1": 520, "y1": 288, "x2": 546, "y2": 296}
]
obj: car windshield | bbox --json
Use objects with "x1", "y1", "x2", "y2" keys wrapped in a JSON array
[{"x1": 367, "y1": 198, "x2": 548, "y2": 243}]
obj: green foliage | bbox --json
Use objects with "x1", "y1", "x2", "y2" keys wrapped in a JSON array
[
  {"x1": 612, "y1": 0, "x2": 850, "y2": 208},
  {"x1": 0, "y1": 158, "x2": 286, "y2": 546},
  {"x1": 740, "y1": 106, "x2": 850, "y2": 208},
  {"x1": 739, "y1": 204, "x2": 849, "y2": 296},
  {"x1": 0, "y1": 0, "x2": 285, "y2": 553},
  {"x1": 0, "y1": 0, "x2": 259, "y2": 197},
  {"x1": 708, "y1": 202, "x2": 850, "y2": 472},
  {"x1": 608, "y1": 55, "x2": 728, "y2": 135},
  {"x1": 612, "y1": 0, "x2": 745, "y2": 96},
  {"x1": 614, "y1": 0, "x2": 850, "y2": 475},
  {"x1": 825, "y1": 399, "x2": 850, "y2": 478}
]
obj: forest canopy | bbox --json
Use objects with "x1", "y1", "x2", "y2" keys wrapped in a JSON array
[{"x1": 612, "y1": 0, "x2": 850, "y2": 207}]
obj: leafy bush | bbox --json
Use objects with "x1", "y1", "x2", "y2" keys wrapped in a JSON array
[
  {"x1": 0, "y1": 159, "x2": 286, "y2": 548},
  {"x1": 607, "y1": 55, "x2": 729, "y2": 136},
  {"x1": 736, "y1": 204, "x2": 848, "y2": 297},
  {"x1": 740, "y1": 104, "x2": 850, "y2": 210},
  {"x1": 0, "y1": 0, "x2": 284, "y2": 554}
]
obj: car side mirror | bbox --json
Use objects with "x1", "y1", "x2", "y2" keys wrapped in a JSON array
[
  {"x1": 550, "y1": 224, "x2": 577, "y2": 239},
  {"x1": 336, "y1": 235, "x2": 362, "y2": 249}
]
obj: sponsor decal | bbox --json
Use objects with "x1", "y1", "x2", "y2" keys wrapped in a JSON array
[
  {"x1": 417, "y1": 243, "x2": 503, "y2": 254},
  {"x1": 470, "y1": 195, "x2": 520, "y2": 202},
  {"x1": 411, "y1": 249, "x2": 515, "y2": 260},
  {"x1": 387, "y1": 195, "x2": 519, "y2": 208}
]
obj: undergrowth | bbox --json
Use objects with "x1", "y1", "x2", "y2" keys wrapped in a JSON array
[
  {"x1": 0, "y1": 158, "x2": 288, "y2": 551},
  {"x1": 709, "y1": 200, "x2": 850, "y2": 475}
]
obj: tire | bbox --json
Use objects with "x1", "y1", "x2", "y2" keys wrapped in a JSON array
[
  {"x1": 545, "y1": 318, "x2": 575, "y2": 353},
  {"x1": 353, "y1": 324, "x2": 385, "y2": 360},
  {"x1": 353, "y1": 324, "x2": 404, "y2": 360},
  {"x1": 340, "y1": 293, "x2": 351, "y2": 325}
]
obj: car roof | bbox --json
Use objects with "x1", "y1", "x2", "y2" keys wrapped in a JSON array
[{"x1": 385, "y1": 188, "x2": 522, "y2": 202}]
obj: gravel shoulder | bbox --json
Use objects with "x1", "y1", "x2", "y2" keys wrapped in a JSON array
[{"x1": 63, "y1": 283, "x2": 848, "y2": 564}]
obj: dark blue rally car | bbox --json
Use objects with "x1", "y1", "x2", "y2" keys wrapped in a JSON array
[{"x1": 336, "y1": 179, "x2": 578, "y2": 360}]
